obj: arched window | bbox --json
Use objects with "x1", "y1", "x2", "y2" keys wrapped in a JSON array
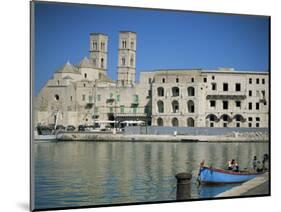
[
  {"x1": 172, "y1": 118, "x2": 179, "y2": 127},
  {"x1": 187, "y1": 87, "x2": 195, "y2": 96},
  {"x1": 206, "y1": 114, "x2": 219, "y2": 122},
  {"x1": 122, "y1": 57, "x2": 126, "y2": 66},
  {"x1": 54, "y1": 94, "x2": 59, "y2": 101},
  {"x1": 172, "y1": 100, "x2": 179, "y2": 113},
  {"x1": 233, "y1": 114, "x2": 245, "y2": 122},
  {"x1": 84, "y1": 73, "x2": 87, "y2": 79},
  {"x1": 157, "y1": 100, "x2": 164, "y2": 113},
  {"x1": 130, "y1": 57, "x2": 134, "y2": 66},
  {"x1": 187, "y1": 118, "x2": 195, "y2": 127},
  {"x1": 101, "y1": 42, "x2": 105, "y2": 51},
  {"x1": 157, "y1": 118, "x2": 164, "y2": 126},
  {"x1": 157, "y1": 87, "x2": 164, "y2": 97},
  {"x1": 93, "y1": 58, "x2": 96, "y2": 66},
  {"x1": 122, "y1": 40, "x2": 127, "y2": 48},
  {"x1": 101, "y1": 58, "x2": 104, "y2": 68},
  {"x1": 93, "y1": 42, "x2": 97, "y2": 50},
  {"x1": 221, "y1": 114, "x2": 231, "y2": 122},
  {"x1": 187, "y1": 100, "x2": 195, "y2": 113},
  {"x1": 131, "y1": 41, "x2": 134, "y2": 49},
  {"x1": 172, "y1": 87, "x2": 180, "y2": 97}
]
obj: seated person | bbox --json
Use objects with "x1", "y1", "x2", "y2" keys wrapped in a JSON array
[{"x1": 228, "y1": 159, "x2": 236, "y2": 170}]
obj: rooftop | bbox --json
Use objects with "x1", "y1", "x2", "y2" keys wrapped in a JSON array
[
  {"x1": 143, "y1": 68, "x2": 268, "y2": 75},
  {"x1": 78, "y1": 57, "x2": 96, "y2": 69},
  {"x1": 56, "y1": 61, "x2": 80, "y2": 74}
]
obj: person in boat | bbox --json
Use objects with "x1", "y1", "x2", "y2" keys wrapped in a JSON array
[
  {"x1": 228, "y1": 159, "x2": 239, "y2": 172},
  {"x1": 252, "y1": 156, "x2": 258, "y2": 171},
  {"x1": 256, "y1": 161, "x2": 263, "y2": 172},
  {"x1": 228, "y1": 159, "x2": 235, "y2": 170}
]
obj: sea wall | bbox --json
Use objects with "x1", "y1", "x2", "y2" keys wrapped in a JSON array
[
  {"x1": 124, "y1": 126, "x2": 269, "y2": 136},
  {"x1": 56, "y1": 132, "x2": 268, "y2": 142}
]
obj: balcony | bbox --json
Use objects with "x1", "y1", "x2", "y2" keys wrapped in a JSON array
[
  {"x1": 115, "y1": 113, "x2": 147, "y2": 117},
  {"x1": 206, "y1": 94, "x2": 246, "y2": 100}
]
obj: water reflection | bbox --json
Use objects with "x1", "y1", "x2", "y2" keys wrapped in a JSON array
[{"x1": 34, "y1": 142, "x2": 268, "y2": 209}]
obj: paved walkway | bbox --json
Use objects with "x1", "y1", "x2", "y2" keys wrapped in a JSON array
[
  {"x1": 242, "y1": 180, "x2": 269, "y2": 196},
  {"x1": 216, "y1": 172, "x2": 269, "y2": 197}
]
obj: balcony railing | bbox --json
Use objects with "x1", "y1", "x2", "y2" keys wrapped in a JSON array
[
  {"x1": 115, "y1": 113, "x2": 147, "y2": 117},
  {"x1": 206, "y1": 94, "x2": 246, "y2": 100}
]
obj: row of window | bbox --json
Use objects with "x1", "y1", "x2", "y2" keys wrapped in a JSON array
[
  {"x1": 157, "y1": 117, "x2": 195, "y2": 127},
  {"x1": 249, "y1": 78, "x2": 266, "y2": 85},
  {"x1": 248, "y1": 117, "x2": 261, "y2": 122},
  {"x1": 209, "y1": 100, "x2": 265, "y2": 110},
  {"x1": 207, "y1": 114, "x2": 244, "y2": 122},
  {"x1": 209, "y1": 100, "x2": 241, "y2": 109},
  {"x1": 157, "y1": 83, "x2": 243, "y2": 96},
  {"x1": 157, "y1": 85, "x2": 267, "y2": 97},
  {"x1": 204, "y1": 77, "x2": 266, "y2": 85},
  {"x1": 91, "y1": 106, "x2": 139, "y2": 113},
  {"x1": 158, "y1": 77, "x2": 266, "y2": 86},
  {"x1": 80, "y1": 94, "x2": 138, "y2": 103},
  {"x1": 248, "y1": 90, "x2": 266, "y2": 98},
  {"x1": 157, "y1": 100, "x2": 195, "y2": 113},
  {"x1": 157, "y1": 87, "x2": 195, "y2": 97},
  {"x1": 248, "y1": 102, "x2": 264, "y2": 110},
  {"x1": 121, "y1": 40, "x2": 134, "y2": 49},
  {"x1": 156, "y1": 116, "x2": 261, "y2": 127},
  {"x1": 121, "y1": 57, "x2": 134, "y2": 66},
  {"x1": 161, "y1": 77, "x2": 194, "y2": 83},
  {"x1": 221, "y1": 83, "x2": 240, "y2": 92},
  {"x1": 89, "y1": 105, "x2": 148, "y2": 114},
  {"x1": 92, "y1": 42, "x2": 106, "y2": 51},
  {"x1": 208, "y1": 122, "x2": 260, "y2": 128}
]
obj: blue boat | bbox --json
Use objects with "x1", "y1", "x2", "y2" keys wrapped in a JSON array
[{"x1": 198, "y1": 166, "x2": 265, "y2": 185}]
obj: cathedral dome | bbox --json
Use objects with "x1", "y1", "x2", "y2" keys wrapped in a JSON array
[
  {"x1": 78, "y1": 57, "x2": 95, "y2": 68},
  {"x1": 56, "y1": 61, "x2": 79, "y2": 74}
]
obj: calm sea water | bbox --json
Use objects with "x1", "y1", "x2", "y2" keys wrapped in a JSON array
[{"x1": 33, "y1": 141, "x2": 268, "y2": 209}]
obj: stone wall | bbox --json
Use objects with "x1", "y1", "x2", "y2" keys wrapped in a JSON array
[{"x1": 124, "y1": 126, "x2": 269, "y2": 136}]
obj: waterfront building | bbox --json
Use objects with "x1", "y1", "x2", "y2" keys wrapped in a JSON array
[{"x1": 35, "y1": 31, "x2": 269, "y2": 128}]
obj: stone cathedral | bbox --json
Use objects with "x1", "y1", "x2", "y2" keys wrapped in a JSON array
[{"x1": 35, "y1": 31, "x2": 269, "y2": 129}]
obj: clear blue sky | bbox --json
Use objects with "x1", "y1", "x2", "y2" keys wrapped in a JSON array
[{"x1": 34, "y1": 2, "x2": 269, "y2": 94}]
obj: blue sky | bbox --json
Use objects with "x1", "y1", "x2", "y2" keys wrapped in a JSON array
[{"x1": 34, "y1": 2, "x2": 269, "y2": 94}]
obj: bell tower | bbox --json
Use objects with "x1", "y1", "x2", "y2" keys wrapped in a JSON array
[
  {"x1": 89, "y1": 33, "x2": 108, "y2": 71},
  {"x1": 117, "y1": 31, "x2": 136, "y2": 86}
]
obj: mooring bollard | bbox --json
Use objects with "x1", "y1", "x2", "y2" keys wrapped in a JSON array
[{"x1": 175, "y1": 172, "x2": 192, "y2": 200}]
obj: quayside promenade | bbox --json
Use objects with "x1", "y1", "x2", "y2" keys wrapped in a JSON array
[
  {"x1": 56, "y1": 131, "x2": 268, "y2": 142},
  {"x1": 216, "y1": 172, "x2": 269, "y2": 197}
]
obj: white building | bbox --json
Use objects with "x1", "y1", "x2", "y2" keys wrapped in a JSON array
[{"x1": 35, "y1": 31, "x2": 269, "y2": 129}]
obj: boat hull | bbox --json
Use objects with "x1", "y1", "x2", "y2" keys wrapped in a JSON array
[{"x1": 199, "y1": 167, "x2": 263, "y2": 184}]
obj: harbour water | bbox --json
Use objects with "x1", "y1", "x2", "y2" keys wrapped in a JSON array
[{"x1": 33, "y1": 141, "x2": 268, "y2": 209}]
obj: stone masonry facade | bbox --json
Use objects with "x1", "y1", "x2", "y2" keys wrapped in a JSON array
[{"x1": 35, "y1": 31, "x2": 269, "y2": 128}]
